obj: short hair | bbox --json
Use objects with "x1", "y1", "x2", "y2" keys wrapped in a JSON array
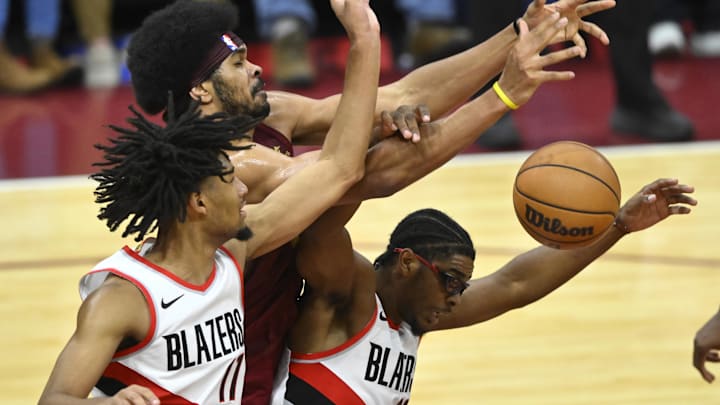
[
  {"x1": 91, "y1": 97, "x2": 262, "y2": 242},
  {"x1": 374, "y1": 208, "x2": 476, "y2": 268},
  {"x1": 127, "y1": 0, "x2": 239, "y2": 116}
]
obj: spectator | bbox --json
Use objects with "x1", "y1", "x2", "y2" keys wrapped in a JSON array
[
  {"x1": 71, "y1": 0, "x2": 121, "y2": 88},
  {"x1": 252, "y1": 0, "x2": 470, "y2": 87},
  {"x1": 649, "y1": 0, "x2": 720, "y2": 57},
  {"x1": 0, "y1": 0, "x2": 80, "y2": 93},
  {"x1": 465, "y1": 0, "x2": 694, "y2": 148}
]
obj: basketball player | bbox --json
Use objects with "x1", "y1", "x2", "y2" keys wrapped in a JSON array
[
  {"x1": 694, "y1": 307, "x2": 720, "y2": 383},
  {"x1": 273, "y1": 178, "x2": 696, "y2": 403},
  {"x1": 37, "y1": 0, "x2": 381, "y2": 403},
  {"x1": 124, "y1": 1, "x2": 617, "y2": 402}
]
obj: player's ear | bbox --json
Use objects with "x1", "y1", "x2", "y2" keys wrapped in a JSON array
[
  {"x1": 395, "y1": 249, "x2": 418, "y2": 278},
  {"x1": 190, "y1": 82, "x2": 212, "y2": 104},
  {"x1": 188, "y1": 191, "x2": 208, "y2": 217}
]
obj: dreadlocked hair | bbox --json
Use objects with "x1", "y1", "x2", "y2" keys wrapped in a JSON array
[
  {"x1": 374, "y1": 208, "x2": 475, "y2": 268},
  {"x1": 90, "y1": 97, "x2": 263, "y2": 242}
]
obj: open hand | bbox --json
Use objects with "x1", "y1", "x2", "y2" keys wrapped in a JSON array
[
  {"x1": 523, "y1": 0, "x2": 616, "y2": 57},
  {"x1": 615, "y1": 178, "x2": 696, "y2": 233}
]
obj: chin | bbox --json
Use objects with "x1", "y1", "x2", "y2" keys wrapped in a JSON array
[{"x1": 235, "y1": 226, "x2": 253, "y2": 241}]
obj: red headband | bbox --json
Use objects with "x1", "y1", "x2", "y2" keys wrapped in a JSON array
[{"x1": 190, "y1": 32, "x2": 244, "y2": 87}]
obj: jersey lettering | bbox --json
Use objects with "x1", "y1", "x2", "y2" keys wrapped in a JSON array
[
  {"x1": 364, "y1": 342, "x2": 415, "y2": 393},
  {"x1": 164, "y1": 309, "x2": 245, "y2": 371}
]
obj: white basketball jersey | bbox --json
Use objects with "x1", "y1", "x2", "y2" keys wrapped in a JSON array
[
  {"x1": 277, "y1": 295, "x2": 420, "y2": 405},
  {"x1": 79, "y1": 243, "x2": 246, "y2": 404}
]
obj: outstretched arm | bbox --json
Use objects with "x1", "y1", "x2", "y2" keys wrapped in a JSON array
[
  {"x1": 239, "y1": 13, "x2": 587, "y2": 206},
  {"x1": 429, "y1": 178, "x2": 696, "y2": 331},
  {"x1": 237, "y1": 0, "x2": 381, "y2": 259},
  {"x1": 339, "y1": 13, "x2": 582, "y2": 203},
  {"x1": 265, "y1": 0, "x2": 615, "y2": 145},
  {"x1": 694, "y1": 307, "x2": 720, "y2": 383}
]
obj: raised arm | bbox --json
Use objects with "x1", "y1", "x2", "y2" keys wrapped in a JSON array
[
  {"x1": 428, "y1": 178, "x2": 696, "y2": 331},
  {"x1": 237, "y1": 13, "x2": 585, "y2": 206},
  {"x1": 264, "y1": 0, "x2": 615, "y2": 145},
  {"x1": 235, "y1": 0, "x2": 381, "y2": 259},
  {"x1": 289, "y1": 203, "x2": 377, "y2": 353},
  {"x1": 340, "y1": 14, "x2": 585, "y2": 203}
]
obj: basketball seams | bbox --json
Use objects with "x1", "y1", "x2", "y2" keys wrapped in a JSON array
[
  {"x1": 516, "y1": 163, "x2": 620, "y2": 204},
  {"x1": 513, "y1": 183, "x2": 618, "y2": 215}
]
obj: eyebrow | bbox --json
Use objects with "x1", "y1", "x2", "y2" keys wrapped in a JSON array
[{"x1": 445, "y1": 267, "x2": 471, "y2": 281}]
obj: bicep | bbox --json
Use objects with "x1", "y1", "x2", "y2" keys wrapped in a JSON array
[
  {"x1": 296, "y1": 204, "x2": 362, "y2": 298},
  {"x1": 40, "y1": 284, "x2": 146, "y2": 400},
  {"x1": 266, "y1": 91, "x2": 340, "y2": 145}
]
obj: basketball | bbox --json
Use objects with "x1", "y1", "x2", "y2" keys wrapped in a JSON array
[{"x1": 512, "y1": 141, "x2": 621, "y2": 249}]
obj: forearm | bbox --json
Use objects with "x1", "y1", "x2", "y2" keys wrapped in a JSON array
[
  {"x1": 505, "y1": 223, "x2": 627, "y2": 307},
  {"x1": 378, "y1": 23, "x2": 517, "y2": 118},
  {"x1": 319, "y1": 35, "x2": 380, "y2": 177},
  {"x1": 337, "y1": 88, "x2": 508, "y2": 204}
]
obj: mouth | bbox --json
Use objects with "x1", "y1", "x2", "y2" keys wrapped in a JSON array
[{"x1": 252, "y1": 79, "x2": 265, "y2": 96}]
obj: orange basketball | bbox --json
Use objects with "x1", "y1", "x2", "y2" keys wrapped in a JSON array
[{"x1": 513, "y1": 141, "x2": 621, "y2": 249}]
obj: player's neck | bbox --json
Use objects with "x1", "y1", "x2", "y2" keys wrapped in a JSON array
[{"x1": 144, "y1": 232, "x2": 218, "y2": 285}]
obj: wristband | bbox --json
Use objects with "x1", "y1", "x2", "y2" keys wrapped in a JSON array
[{"x1": 492, "y1": 81, "x2": 519, "y2": 110}]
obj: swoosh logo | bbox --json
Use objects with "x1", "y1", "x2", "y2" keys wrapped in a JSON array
[
  {"x1": 161, "y1": 294, "x2": 184, "y2": 309},
  {"x1": 379, "y1": 311, "x2": 387, "y2": 321}
]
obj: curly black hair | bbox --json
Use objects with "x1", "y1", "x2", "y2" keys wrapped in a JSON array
[
  {"x1": 126, "y1": 0, "x2": 239, "y2": 116},
  {"x1": 374, "y1": 208, "x2": 476, "y2": 268},
  {"x1": 91, "y1": 97, "x2": 262, "y2": 242}
]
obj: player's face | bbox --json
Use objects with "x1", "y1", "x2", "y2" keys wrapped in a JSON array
[
  {"x1": 203, "y1": 156, "x2": 252, "y2": 241},
  {"x1": 403, "y1": 253, "x2": 474, "y2": 335},
  {"x1": 211, "y1": 47, "x2": 270, "y2": 120}
]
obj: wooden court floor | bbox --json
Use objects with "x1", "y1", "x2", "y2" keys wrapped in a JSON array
[{"x1": 1, "y1": 142, "x2": 719, "y2": 404}]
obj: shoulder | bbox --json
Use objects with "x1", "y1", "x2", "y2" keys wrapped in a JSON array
[
  {"x1": 79, "y1": 275, "x2": 150, "y2": 341},
  {"x1": 263, "y1": 90, "x2": 313, "y2": 134}
]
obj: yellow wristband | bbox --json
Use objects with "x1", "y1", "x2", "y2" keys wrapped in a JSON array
[{"x1": 492, "y1": 81, "x2": 519, "y2": 110}]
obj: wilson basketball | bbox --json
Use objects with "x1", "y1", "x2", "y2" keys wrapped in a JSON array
[{"x1": 513, "y1": 141, "x2": 621, "y2": 249}]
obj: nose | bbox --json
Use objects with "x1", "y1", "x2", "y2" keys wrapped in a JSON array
[
  {"x1": 248, "y1": 60, "x2": 263, "y2": 77},
  {"x1": 446, "y1": 294, "x2": 460, "y2": 308},
  {"x1": 234, "y1": 177, "x2": 248, "y2": 199}
]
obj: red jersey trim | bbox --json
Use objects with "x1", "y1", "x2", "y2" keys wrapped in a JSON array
[
  {"x1": 219, "y1": 245, "x2": 245, "y2": 308},
  {"x1": 103, "y1": 362, "x2": 195, "y2": 404},
  {"x1": 83, "y1": 268, "x2": 158, "y2": 358},
  {"x1": 289, "y1": 362, "x2": 364, "y2": 405},
  {"x1": 122, "y1": 245, "x2": 217, "y2": 292},
  {"x1": 291, "y1": 304, "x2": 378, "y2": 361}
]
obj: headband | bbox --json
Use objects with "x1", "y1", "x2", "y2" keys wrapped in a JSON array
[{"x1": 190, "y1": 32, "x2": 244, "y2": 87}]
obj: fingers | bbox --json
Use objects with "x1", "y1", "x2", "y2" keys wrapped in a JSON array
[
  {"x1": 385, "y1": 105, "x2": 430, "y2": 143},
  {"x1": 526, "y1": 12, "x2": 569, "y2": 52},
  {"x1": 539, "y1": 45, "x2": 583, "y2": 67},
  {"x1": 570, "y1": 32, "x2": 588, "y2": 57},
  {"x1": 380, "y1": 110, "x2": 397, "y2": 138},
  {"x1": 117, "y1": 385, "x2": 160, "y2": 405},
  {"x1": 579, "y1": 20, "x2": 610, "y2": 45},
  {"x1": 576, "y1": 0, "x2": 617, "y2": 18},
  {"x1": 694, "y1": 350, "x2": 716, "y2": 383}
]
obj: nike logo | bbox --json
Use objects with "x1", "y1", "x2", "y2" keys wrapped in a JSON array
[
  {"x1": 379, "y1": 311, "x2": 387, "y2": 321},
  {"x1": 161, "y1": 294, "x2": 184, "y2": 309}
]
